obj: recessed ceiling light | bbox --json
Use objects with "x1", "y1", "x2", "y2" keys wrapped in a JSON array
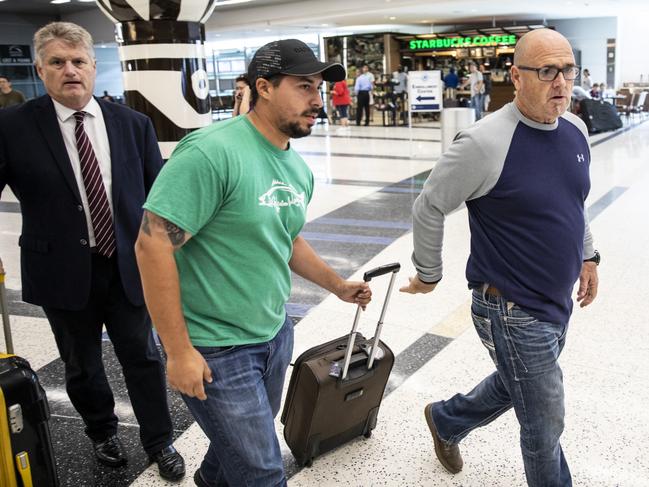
[
  {"x1": 321, "y1": 24, "x2": 329, "y2": 27},
  {"x1": 50, "y1": 0, "x2": 71, "y2": 4},
  {"x1": 389, "y1": 16, "x2": 396, "y2": 20}
]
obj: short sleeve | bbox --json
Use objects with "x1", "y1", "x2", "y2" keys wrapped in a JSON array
[{"x1": 143, "y1": 144, "x2": 225, "y2": 236}]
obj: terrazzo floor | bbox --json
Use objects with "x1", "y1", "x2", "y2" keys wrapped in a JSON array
[{"x1": 1, "y1": 114, "x2": 648, "y2": 486}]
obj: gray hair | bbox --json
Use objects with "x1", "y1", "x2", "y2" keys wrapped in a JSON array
[{"x1": 33, "y1": 22, "x2": 95, "y2": 65}]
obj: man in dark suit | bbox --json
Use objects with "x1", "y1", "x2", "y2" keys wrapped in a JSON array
[{"x1": 0, "y1": 22, "x2": 185, "y2": 481}]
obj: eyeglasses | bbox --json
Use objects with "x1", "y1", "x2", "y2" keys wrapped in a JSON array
[{"x1": 516, "y1": 65, "x2": 581, "y2": 81}]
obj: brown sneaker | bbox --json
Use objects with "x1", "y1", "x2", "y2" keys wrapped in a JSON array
[{"x1": 424, "y1": 403, "x2": 463, "y2": 474}]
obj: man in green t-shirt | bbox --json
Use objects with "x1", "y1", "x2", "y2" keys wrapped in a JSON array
[
  {"x1": 0, "y1": 75, "x2": 26, "y2": 108},
  {"x1": 135, "y1": 39, "x2": 371, "y2": 487}
]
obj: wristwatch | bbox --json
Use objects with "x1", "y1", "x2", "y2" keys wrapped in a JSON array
[{"x1": 583, "y1": 250, "x2": 600, "y2": 265}]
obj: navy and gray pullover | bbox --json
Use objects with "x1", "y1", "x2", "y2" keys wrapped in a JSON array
[{"x1": 412, "y1": 102, "x2": 595, "y2": 324}]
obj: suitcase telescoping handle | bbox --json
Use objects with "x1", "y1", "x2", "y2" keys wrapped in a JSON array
[
  {"x1": 0, "y1": 257, "x2": 14, "y2": 355},
  {"x1": 341, "y1": 263, "x2": 400, "y2": 380}
]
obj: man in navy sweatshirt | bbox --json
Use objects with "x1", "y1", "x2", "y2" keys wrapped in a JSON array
[{"x1": 401, "y1": 28, "x2": 599, "y2": 487}]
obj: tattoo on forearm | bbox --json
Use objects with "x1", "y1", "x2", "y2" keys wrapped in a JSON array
[
  {"x1": 141, "y1": 213, "x2": 151, "y2": 236},
  {"x1": 163, "y1": 220, "x2": 186, "y2": 248}
]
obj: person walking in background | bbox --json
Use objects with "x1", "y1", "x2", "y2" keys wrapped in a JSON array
[
  {"x1": 0, "y1": 75, "x2": 26, "y2": 108},
  {"x1": 443, "y1": 67, "x2": 459, "y2": 100},
  {"x1": 232, "y1": 73, "x2": 250, "y2": 116},
  {"x1": 461, "y1": 61, "x2": 484, "y2": 120},
  {"x1": 401, "y1": 28, "x2": 598, "y2": 486},
  {"x1": 581, "y1": 68, "x2": 593, "y2": 91},
  {"x1": 354, "y1": 63, "x2": 373, "y2": 126},
  {"x1": 0, "y1": 22, "x2": 185, "y2": 481},
  {"x1": 134, "y1": 39, "x2": 372, "y2": 487},
  {"x1": 331, "y1": 78, "x2": 351, "y2": 126},
  {"x1": 479, "y1": 64, "x2": 493, "y2": 113}
]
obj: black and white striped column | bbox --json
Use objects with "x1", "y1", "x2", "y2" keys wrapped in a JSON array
[{"x1": 96, "y1": 0, "x2": 217, "y2": 158}]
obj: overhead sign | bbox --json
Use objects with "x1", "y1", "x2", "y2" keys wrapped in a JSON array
[
  {"x1": 408, "y1": 70, "x2": 442, "y2": 112},
  {"x1": 0, "y1": 45, "x2": 32, "y2": 64},
  {"x1": 408, "y1": 35, "x2": 517, "y2": 51}
]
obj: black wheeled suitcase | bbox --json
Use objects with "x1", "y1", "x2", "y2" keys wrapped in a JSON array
[
  {"x1": 281, "y1": 263, "x2": 400, "y2": 467},
  {"x1": 580, "y1": 98, "x2": 623, "y2": 133},
  {"x1": 1, "y1": 258, "x2": 59, "y2": 487}
]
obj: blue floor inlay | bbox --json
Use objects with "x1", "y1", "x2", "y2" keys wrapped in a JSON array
[
  {"x1": 302, "y1": 231, "x2": 396, "y2": 246},
  {"x1": 316, "y1": 217, "x2": 412, "y2": 230}
]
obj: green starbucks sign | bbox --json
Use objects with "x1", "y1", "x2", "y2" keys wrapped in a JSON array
[{"x1": 408, "y1": 35, "x2": 517, "y2": 50}]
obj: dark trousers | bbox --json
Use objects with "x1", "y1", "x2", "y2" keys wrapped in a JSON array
[
  {"x1": 43, "y1": 253, "x2": 173, "y2": 455},
  {"x1": 356, "y1": 90, "x2": 370, "y2": 126}
]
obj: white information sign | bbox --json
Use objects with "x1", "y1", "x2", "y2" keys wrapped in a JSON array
[{"x1": 408, "y1": 70, "x2": 443, "y2": 112}]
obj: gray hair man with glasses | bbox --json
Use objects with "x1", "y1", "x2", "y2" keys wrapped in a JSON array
[{"x1": 401, "y1": 28, "x2": 598, "y2": 486}]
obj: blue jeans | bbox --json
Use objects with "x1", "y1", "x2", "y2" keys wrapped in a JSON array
[
  {"x1": 182, "y1": 316, "x2": 294, "y2": 487},
  {"x1": 471, "y1": 94, "x2": 483, "y2": 120},
  {"x1": 431, "y1": 289, "x2": 571, "y2": 487}
]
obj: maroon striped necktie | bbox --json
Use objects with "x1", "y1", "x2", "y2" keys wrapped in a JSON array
[{"x1": 73, "y1": 111, "x2": 115, "y2": 258}]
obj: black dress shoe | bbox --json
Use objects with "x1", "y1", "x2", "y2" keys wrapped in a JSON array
[
  {"x1": 93, "y1": 435, "x2": 127, "y2": 467},
  {"x1": 193, "y1": 469, "x2": 210, "y2": 487},
  {"x1": 149, "y1": 445, "x2": 186, "y2": 481}
]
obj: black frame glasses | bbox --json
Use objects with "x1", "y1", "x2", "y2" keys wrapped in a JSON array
[{"x1": 516, "y1": 65, "x2": 581, "y2": 81}]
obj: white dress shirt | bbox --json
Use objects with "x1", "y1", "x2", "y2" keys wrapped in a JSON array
[{"x1": 53, "y1": 98, "x2": 113, "y2": 247}]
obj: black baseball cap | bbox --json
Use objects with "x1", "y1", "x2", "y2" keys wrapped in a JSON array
[{"x1": 248, "y1": 39, "x2": 346, "y2": 83}]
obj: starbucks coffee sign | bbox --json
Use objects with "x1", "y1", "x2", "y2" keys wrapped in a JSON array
[{"x1": 408, "y1": 35, "x2": 517, "y2": 51}]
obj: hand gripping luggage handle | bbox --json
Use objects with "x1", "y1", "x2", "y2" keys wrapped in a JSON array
[{"x1": 341, "y1": 262, "x2": 401, "y2": 380}]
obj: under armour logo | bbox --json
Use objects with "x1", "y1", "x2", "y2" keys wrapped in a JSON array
[{"x1": 576, "y1": 153, "x2": 585, "y2": 163}]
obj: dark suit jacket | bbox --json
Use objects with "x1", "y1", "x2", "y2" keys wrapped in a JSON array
[{"x1": 0, "y1": 95, "x2": 163, "y2": 310}]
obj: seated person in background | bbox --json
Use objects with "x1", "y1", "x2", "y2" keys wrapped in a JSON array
[
  {"x1": 599, "y1": 83, "x2": 613, "y2": 100},
  {"x1": 590, "y1": 84, "x2": 601, "y2": 99},
  {"x1": 232, "y1": 74, "x2": 251, "y2": 116}
]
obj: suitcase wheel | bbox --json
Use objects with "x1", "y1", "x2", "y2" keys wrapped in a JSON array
[
  {"x1": 305, "y1": 458, "x2": 314, "y2": 468},
  {"x1": 364, "y1": 430, "x2": 372, "y2": 439}
]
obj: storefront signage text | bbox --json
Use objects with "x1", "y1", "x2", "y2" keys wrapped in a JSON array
[
  {"x1": 408, "y1": 35, "x2": 517, "y2": 51},
  {"x1": 0, "y1": 44, "x2": 32, "y2": 64}
]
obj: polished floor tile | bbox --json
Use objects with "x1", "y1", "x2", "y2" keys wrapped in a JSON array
[{"x1": 2, "y1": 117, "x2": 648, "y2": 486}]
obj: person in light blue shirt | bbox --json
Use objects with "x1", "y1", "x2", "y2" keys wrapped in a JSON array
[{"x1": 354, "y1": 64, "x2": 373, "y2": 125}]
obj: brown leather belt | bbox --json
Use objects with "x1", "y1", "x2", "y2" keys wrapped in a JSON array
[{"x1": 485, "y1": 285, "x2": 502, "y2": 297}]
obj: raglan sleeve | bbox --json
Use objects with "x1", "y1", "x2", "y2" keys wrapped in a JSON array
[{"x1": 411, "y1": 130, "x2": 500, "y2": 283}]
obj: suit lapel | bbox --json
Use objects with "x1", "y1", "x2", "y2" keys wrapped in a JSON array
[
  {"x1": 34, "y1": 96, "x2": 82, "y2": 203},
  {"x1": 99, "y1": 99, "x2": 123, "y2": 213}
]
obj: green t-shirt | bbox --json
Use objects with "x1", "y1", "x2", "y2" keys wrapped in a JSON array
[{"x1": 143, "y1": 116, "x2": 314, "y2": 346}]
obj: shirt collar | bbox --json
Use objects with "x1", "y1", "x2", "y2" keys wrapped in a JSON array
[
  {"x1": 53, "y1": 97, "x2": 101, "y2": 124},
  {"x1": 510, "y1": 101, "x2": 559, "y2": 131}
]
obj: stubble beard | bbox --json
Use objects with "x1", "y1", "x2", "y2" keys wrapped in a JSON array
[{"x1": 278, "y1": 110, "x2": 319, "y2": 139}]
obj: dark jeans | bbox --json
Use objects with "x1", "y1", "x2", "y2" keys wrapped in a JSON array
[
  {"x1": 431, "y1": 289, "x2": 571, "y2": 486},
  {"x1": 356, "y1": 90, "x2": 370, "y2": 125},
  {"x1": 43, "y1": 253, "x2": 173, "y2": 455},
  {"x1": 183, "y1": 316, "x2": 294, "y2": 487}
]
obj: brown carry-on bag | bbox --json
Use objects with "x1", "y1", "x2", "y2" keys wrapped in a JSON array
[{"x1": 281, "y1": 262, "x2": 400, "y2": 467}]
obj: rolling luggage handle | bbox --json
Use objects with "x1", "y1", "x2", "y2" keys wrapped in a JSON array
[
  {"x1": 341, "y1": 263, "x2": 400, "y2": 380},
  {"x1": 0, "y1": 257, "x2": 13, "y2": 355}
]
